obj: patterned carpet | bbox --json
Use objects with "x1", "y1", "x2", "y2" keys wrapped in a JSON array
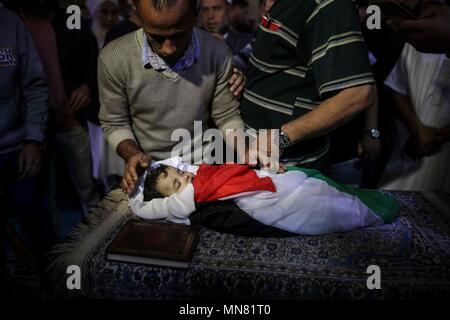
[{"x1": 56, "y1": 191, "x2": 449, "y2": 300}]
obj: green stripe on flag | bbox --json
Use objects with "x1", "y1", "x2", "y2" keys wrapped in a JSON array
[{"x1": 286, "y1": 166, "x2": 398, "y2": 223}]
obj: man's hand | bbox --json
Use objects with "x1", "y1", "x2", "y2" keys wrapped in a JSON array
[
  {"x1": 245, "y1": 130, "x2": 286, "y2": 173},
  {"x1": 358, "y1": 134, "x2": 381, "y2": 165},
  {"x1": 69, "y1": 84, "x2": 91, "y2": 113},
  {"x1": 407, "y1": 123, "x2": 442, "y2": 158},
  {"x1": 122, "y1": 152, "x2": 152, "y2": 194},
  {"x1": 436, "y1": 126, "x2": 450, "y2": 145},
  {"x1": 387, "y1": 3, "x2": 450, "y2": 54},
  {"x1": 18, "y1": 144, "x2": 42, "y2": 181},
  {"x1": 229, "y1": 68, "x2": 246, "y2": 98}
]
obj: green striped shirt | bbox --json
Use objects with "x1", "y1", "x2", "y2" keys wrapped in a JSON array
[{"x1": 241, "y1": 0, "x2": 374, "y2": 166}]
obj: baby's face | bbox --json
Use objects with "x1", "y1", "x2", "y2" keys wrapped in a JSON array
[{"x1": 156, "y1": 166, "x2": 194, "y2": 197}]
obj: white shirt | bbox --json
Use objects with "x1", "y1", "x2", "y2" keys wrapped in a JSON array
[{"x1": 381, "y1": 44, "x2": 450, "y2": 192}]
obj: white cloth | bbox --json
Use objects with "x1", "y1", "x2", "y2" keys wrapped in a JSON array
[
  {"x1": 87, "y1": 121, "x2": 125, "y2": 183},
  {"x1": 129, "y1": 157, "x2": 383, "y2": 235},
  {"x1": 128, "y1": 157, "x2": 198, "y2": 225},
  {"x1": 88, "y1": 0, "x2": 119, "y2": 48},
  {"x1": 86, "y1": 0, "x2": 119, "y2": 16},
  {"x1": 379, "y1": 44, "x2": 450, "y2": 192}
]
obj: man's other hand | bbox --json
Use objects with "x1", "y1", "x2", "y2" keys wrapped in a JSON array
[
  {"x1": 69, "y1": 84, "x2": 91, "y2": 113},
  {"x1": 245, "y1": 129, "x2": 286, "y2": 174},
  {"x1": 122, "y1": 152, "x2": 152, "y2": 194},
  {"x1": 387, "y1": 3, "x2": 450, "y2": 54},
  {"x1": 358, "y1": 134, "x2": 381, "y2": 165},
  {"x1": 18, "y1": 144, "x2": 42, "y2": 181},
  {"x1": 407, "y1": 124, "x2": 442, "y2": 158},
  {"x1": 229, "y1": 68, "x2": 246, "y2": 98}
]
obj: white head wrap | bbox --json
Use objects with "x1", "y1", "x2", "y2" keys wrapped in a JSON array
[{"x1": 86, "y1": 0, "x2": 119, "y2": 16}]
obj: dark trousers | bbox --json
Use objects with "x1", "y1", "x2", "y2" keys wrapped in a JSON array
[{"x1": 0, "y1": 150, "x2": 55, "y2": 267}]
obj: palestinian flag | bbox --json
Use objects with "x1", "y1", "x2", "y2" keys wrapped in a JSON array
[{"x1": 193, "y1": 164, "x2": 398, "y2": 235}]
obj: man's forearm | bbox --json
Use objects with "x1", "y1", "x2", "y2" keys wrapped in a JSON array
[
  {"x1": 116, "y1": 139, "x2": 144, "y2": 163},
  {"x1": 282, "y1": 84, "x2": 375, "y2": 143},
  {"x1": 364, "y1": 86, "x2": 379, "y2": 130}
]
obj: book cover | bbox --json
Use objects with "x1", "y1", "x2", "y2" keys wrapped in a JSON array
[{"x1": 106, "y1": 219, "x2": 201, "y2": 269}]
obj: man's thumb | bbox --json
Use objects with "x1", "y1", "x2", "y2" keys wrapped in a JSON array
[{"x1": 139, "y1": 154, "x2": 150, "y2": 167}]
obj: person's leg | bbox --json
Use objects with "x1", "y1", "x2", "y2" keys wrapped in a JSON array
[
  {"x1": 57, "y1": 125, "x2": 100, "y2": 216},
  {"x1": 0, "y1": 224, "x2": 5, "y2": 300},
  {"x1": 44, "y1": 135, "x2": 63, "y2": 240},
  {"x1": 0, "y1": 151, "x2": 55, "y2": 276}
]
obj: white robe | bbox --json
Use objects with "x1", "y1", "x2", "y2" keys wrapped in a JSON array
[{"x1": 380, "y1": 44, "x2": 450, "y2": 192}]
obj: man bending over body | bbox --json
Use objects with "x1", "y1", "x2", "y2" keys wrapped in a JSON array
[{"x1": 98, "y1": 0, "x2": 248, "y2": 195}]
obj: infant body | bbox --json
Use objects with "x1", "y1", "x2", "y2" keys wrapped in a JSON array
[{"x1": 129, "y1": 157, "x2": 397, "y2": 235}]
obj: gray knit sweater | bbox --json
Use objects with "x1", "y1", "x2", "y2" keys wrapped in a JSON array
[{"x1": 98, "y1": 27, "x2": 244, "y2": 161}]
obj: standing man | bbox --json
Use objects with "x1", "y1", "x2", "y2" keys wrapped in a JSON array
[
  {"x1": 11, "y1": 0, "x2": 101, "y2": 239},
  {"x1": 199, "y1": 0, "x2": 253, "y2": 71},
  {"x1": 104, "y1": 0, "x2": 142, "y2": 46},
  {"x1": 228, "y1": 0, "x2": 252, "y2": 33},
  {"x1": 241, "y1": 0, "x2": 376, "y2": 170},
  {"x1": 98, "y1": 0, "x2": 246, "y2": 194},
  {"x1": 0, "y1": 7, "x2": 52, "y2": 284}
]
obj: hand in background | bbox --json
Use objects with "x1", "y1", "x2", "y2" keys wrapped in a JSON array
[
  {"x1": 387, "y1": 3, "x2": 450, "y2": 54},
  {"x1": 229, "y1": 68, "x2": 246, "y2": 98},
  {"x1": 358, "y1": 134, "x2": 381, "y2": 166},
  {"x1": 407, "y1": 123, "x2": 442, "y2": 158},
  {"x1": 69, "y1": 84, "x2": 91, "y2": 113},
  {"x1": 18, "y1": 144, "x2": 42, "y2": 181},
  {"x1": 122, "y1": 152, "x2": 152, "y2": 194},
  {"x1": 436, "y1": 126, "x2": 450, "y2": 145}
]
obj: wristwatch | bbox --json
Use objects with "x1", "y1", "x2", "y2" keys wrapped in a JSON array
[
  {"x1": 279, "y1": 128, "x2": 293, "y2": 149},
  {"x1": 365, "y1": 128, "x2": 380, "y2": 139}
]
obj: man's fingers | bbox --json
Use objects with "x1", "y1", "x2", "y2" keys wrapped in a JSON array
[
  {"x1": 229, "y1": 78, "x2": 241, "y2": 93},
  {"x1": 71, "y1": 91, "x2": 83, "y2": 105},
  {"x1": 229, "y1": 73, "x2": 238, "y2": 85},
  {"x1": 78, "y1": 96, "x2": 89, "y2": 109},
  {"x1": 127, "y1": 166, "x2": 138, "y2": 186},
  {"x1": 18, "y1": 152, "x2": 24, "y2": 174},
  {"x1": 387, "y1": 16, "x2": 422, "y2": 34},
  {"x1": 139, "y1": 154, "x2": 151, "y2": 168},
  {"x1": 234, "y1": 86, "x2": 244, "y2": 97},
  {"x1": 121, "y1": 177, "x2": 129, "y2": 193},
  {"x1": 71, "y1": 96, "x2": 81, "y2": 109},
  {"x1": 68, "y1": 91, "x2": 77, "y2": 105},
  {"x1": 124, "y1": 173, "x2": 136, "y2": 194},
  {"x1": 127, "y1": 160, "x2": 139, "y2": 182},
  {"x1": 29, "y1": 161, "x2": 41, "y2": 177},
  {"x1": 122, "y1": 153, "x2": 151, "y2": 194},
  {"x1": 278, "y1": 164, "x2": 287, "y2": 174},
  {"x1": 18, "y1": 160, "x2": 33, "y2": 181},
  {"x1": 232, "y1": 80, "x2": 244, "y2": 97}
]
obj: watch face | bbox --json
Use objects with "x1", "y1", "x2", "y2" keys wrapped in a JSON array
[
  {"x1": 370, "y1": 129, "x2": 380, "y2": 138},
  {"x1": 279, "y1": 131, "x2": 291, "y2": 149}
]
